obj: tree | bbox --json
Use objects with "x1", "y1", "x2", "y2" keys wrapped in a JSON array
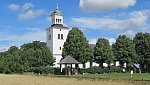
[
  {"x1": 62, "y1": 27, "x2": 93, "y2": 68},
  {"x1": 133, "y1": 32, "x2": 150, "y2": 72},
  {"x1": 94, "y1": 38, "x2": 114, "y2": 67},
  {"x1": 112, "y1": 35, "x2": 138, "y2": 70},
  {"x1": 2, "y1": 46, "x2": 23, "y2": 73},
  {"x1": 20, "y1": 41, "x2": 55, "y2": 71}
]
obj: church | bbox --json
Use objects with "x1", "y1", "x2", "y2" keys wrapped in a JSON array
[
  {"x1": 46, "y1": 4, "x2": 69, "y2": 67},
  {"x1": 46, "y1": 4, "x2": 110, "y2": 68}
]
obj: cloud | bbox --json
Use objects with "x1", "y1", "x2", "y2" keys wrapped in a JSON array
[
  {"x1": 72, "y1": 10, "x2": 149, "y2": 30},
  {"x1": 8, "y1": 2, "x2": 46, "y2": 20},
  {"x1": 80, "y1": 0, "x2": 136, "y2": 12},
  {"x1": 19, "y1": 9, "x2": 46, "y2": 20},
  {"x1": 89, "y1": 38, "x2": 115, "y2": 45},
  {"x1": 24, "y1": 27, "x2": 41, "y2": 31},
  {"x1": 89, "y1": 39, "x2": 97, "y2": 44},
  {"x1": 119, "y1": 30, "x2": 135, "y2": 39},
  {"x1": 8, "y1": 3, "x2": 20, "y2": 11},
  {"x1": 108, "y1": 38, "x2": 116, "y2": 45},
  {"x1": 0, "y1": 29, "x2": 46, "y2": 44},
  {"x1": 0, "y1": 47, "x2": 8, "y2": 52},
  {"x1": 22, "y1": 3, "x2": 34, "y2": 10}
]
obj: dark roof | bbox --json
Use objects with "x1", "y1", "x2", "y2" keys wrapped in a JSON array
[
  {"x1": 89, "y1": 44, "x2": 96, "y2": 49},
  {"x1": 46, "y1": 24, "x2": 69, "y2": 30},
  {"x1": 50, "y1": 8, "x2": 63, "y2": 16},
  {"x1": 133, "y1": 64, "x2": 140, "y2": 68},
  {"x1": 51, "y1": 24, "x2": 69, "y2": 29},
  {"x1": 58, "y1": 56, "x2": 80, "y2": 64}
]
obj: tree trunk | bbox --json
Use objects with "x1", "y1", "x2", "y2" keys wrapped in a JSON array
[
  {"x1": 75, "y1": 64, "x2": 78, "y2": 74},
  {"x1": 83, "y1": 63, "x2": 86, "y2": 69},
  {"x1": 120, "y1": 61, "x2": 124, "y2": 68},
  {"x1": 90, "y1": 61, "x2": 93, "y2": 68},
  {"x1": 99, "y1": 62, "x2": 103, "y2": 68},
  {"x1": 108, "y1": 63, "x2": 111, "y2": 73}
]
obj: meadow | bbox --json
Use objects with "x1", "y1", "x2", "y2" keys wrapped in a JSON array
[
  {"x1": 0, "y1": 74, "x2": 150, "y2": 85},
  {"x1": 76, "y1": 73, "x2": 150, "y2": 80}
]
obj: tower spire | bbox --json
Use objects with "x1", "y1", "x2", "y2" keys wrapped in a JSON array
[{"x1": 56, "y1": 4, "x2": 58, "y2": 10}]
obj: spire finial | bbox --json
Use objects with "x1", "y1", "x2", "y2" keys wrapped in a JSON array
[{"x1": 56, "y1": 4, "x2": 58, "y2": 10}]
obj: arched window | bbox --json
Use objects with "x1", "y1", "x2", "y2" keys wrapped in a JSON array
[
  {"x1": 58, "y1": 34, "x2": 60, "y2": 39},
  {"x1": 60, "y1": 47, "x2": 61, "y2": 50},
  {"x1": 56, "y1": 19, "x2": 57, "y2": 23},
  {"x1": 60, "y1": 19, "x2": 61, "y2": 23},
  {"x1": 61, "y1": 34, "x2": 63, "y2": 39},
  {"x1": 58, "y1": 19, "x2": 59, "y2": 23},
  {"x1": 49, "y1": 34, "x2": 51, "y2": 40}
]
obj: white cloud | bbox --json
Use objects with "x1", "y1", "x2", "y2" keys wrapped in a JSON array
[
  {"x1": 108, "y1": 38, "x2": 116, "y2": 45},
  {"x1": 89, "y1": 38, "x2": 116, "y2": 45},
  {"x1": 0, "y1": 30, "x2": 46, "y2": 44},
  {"x1": 8, "y1": 3, "x2": 20, "y2": 11},
  {"x1": 19, "y1": 30, "x2": 46, "y2": 42},
  {"x1": 22, "y1": 3, "x2": 34, "y2": 10},
  {"x1": 8, "y1": 2, "x2": 46, "y2": 20},
  {"x1": 89, "y1": 39, "x2": 97, "y2": 44},
  {"x1": 24, "y1": 27, "x2": 41, "y2": 31},
  {"x1": 72, "y1": 10, "x2": 149, "y2": 30},
  {"x1": 80, "y1": 0, "x2": 136, "y2": 12},
  {"x1": 0, "y1": 47, "x2": 8, "y2": 52},
  {"x1": 19, "y1": 9, "x2": 46, "y2": 20},
  {"x1": 119, "y1": 30, "x2": 135, "y2": 38}
]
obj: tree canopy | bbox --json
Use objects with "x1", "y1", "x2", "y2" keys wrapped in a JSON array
[
  {"x1": 134, "y1": 32, "x2": 150, "y2": 72},
  {"x1": 94, "y1": 38, "x2": 114, "y2": 67},
  {"x1": 0, "y1": 41, "x2": 54, "y2": 73},
  {"x1": 62, "y1": 27, "x2": 93, "y2": 68},
  {"x1": 112, "y1": 35, "x2": 138, "y2": 69}
]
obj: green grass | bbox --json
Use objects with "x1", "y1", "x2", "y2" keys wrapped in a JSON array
[{"x1": 75, "y1": 73, "x2": 150, "y2": 80}]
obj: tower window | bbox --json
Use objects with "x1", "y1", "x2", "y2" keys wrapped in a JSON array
[
  {"x1": 56, "y1": 19, "x2": 58, "y2": 23},
  {"x1": 61, "y1": 34, "x2": 63, "y2": 39},
  {"x1": 58, "y1": 19, "x2": 59, "y2": 23},
  {"x1": 60, "y1": 29, "x2": 61, "y2": 31},
  {"x1": 58, "y1": 34, "x2": 60, "y2": 39},
  {"x1": 60, "y1": 47, "x2": 61, "y2": 50},
  {"x1": 60, "y1": 19, "x2": 61, "y2": 23},
  {"x1": 49, "y1": 34, "x2": 51, "y2": 40}
]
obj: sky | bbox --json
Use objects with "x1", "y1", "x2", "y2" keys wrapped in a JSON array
[{"x1": 0, "y1": 0, "x2": 150, "y2": 52}]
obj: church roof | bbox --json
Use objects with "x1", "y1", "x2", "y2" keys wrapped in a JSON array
[
  {"x1": 46, "y1": 24, "x2": 69, "y2": 30},
  {"x1": 58, "y1": 56, "x2": 80, "y2": 64},
  {"x1": 51, "y1": 24, "x2": 69, "y2": 29},
  {"x1": 133, "y1": 64, "x2": 140, "y2": 68}
]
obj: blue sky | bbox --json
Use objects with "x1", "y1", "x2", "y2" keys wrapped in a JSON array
[{"x1": 0, "y1": 0, "x2": 150, "y2": 52}]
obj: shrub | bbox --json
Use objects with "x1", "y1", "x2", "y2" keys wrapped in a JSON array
[
  {"x1": 109, "y1": 66, "x2": 123, "y2": 73},
  {"x1": 54, "y1": 67, "x2": 65, "y2": 75},
  {"x1": 79, "y1": 66, "x2": 123, "y2": 74},
  {"x1": 32, "y1": 66, "x2": 54, "y2": 74},
  {"x1": 85, "y1": 66, "x2": 104, "y2": 74},
  {"x1": 0, "y1": 62, "x2": 4, "y2": 73}
]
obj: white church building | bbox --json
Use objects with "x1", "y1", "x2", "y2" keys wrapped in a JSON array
[
  {"x1": 46, "y1": 4, "x2": 69, "y2": 67},
  {"x1": 46, "y1": 5, "x2": 119, "y2": 68}
]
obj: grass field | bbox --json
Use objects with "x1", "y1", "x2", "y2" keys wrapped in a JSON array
[
  {"x1": 77, "y1": 73, "x2": 150, "y2": 80},
  {"x1": 0, "y1": 74, "x2": 150, "y2": 85}
]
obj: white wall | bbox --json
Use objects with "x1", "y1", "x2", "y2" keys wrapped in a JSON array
[
  {"x1": 46, "y1": 27, "x2": 68, "y2": 67},
  {"x1": 53, "y1": 27, "x2": 68, "y2": 55},
  {"x1": 51, "y1": 15, "x2": 63, "y2": 25},
  {"x1": 53, "y1": 54, "x2": 63, "y2": 67},
  {"x1": 46, "y1": 28, "x2": 53, "y2": 53}
]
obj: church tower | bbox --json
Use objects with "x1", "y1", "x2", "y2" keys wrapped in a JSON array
[{"x1": 46, "y1": 4, "x2": 69, "y2": 67}]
